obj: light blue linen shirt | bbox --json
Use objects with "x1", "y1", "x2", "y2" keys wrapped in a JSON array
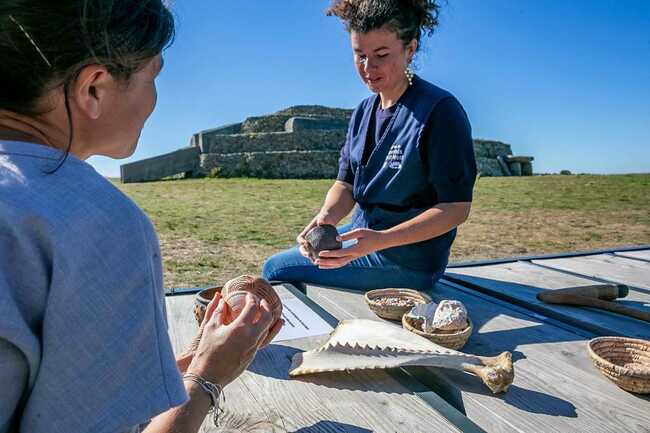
[{"x1": 0, "y1": 141, "x2": 187, "y2": 433}]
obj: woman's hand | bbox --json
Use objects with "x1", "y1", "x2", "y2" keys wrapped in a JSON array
[
  {"x1": 296, "y1": 212, "x2": 338, "y2": 261},
  {"x1": 177, "y1": 291, "x2": 283, "y2": 374},
  {"x1": 315, "y1": 228, "x2": 389, "y2": 269},
  {"x1": 186, "y1": 293, "x2": 279, "y2": 388}
]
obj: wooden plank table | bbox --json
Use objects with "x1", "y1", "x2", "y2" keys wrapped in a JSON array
[
  {"x1": 305, "y1": 282, "x2": 650, "y2": 433},
  {"x1": 165, "y1": 285, "x2": 476, "y2": 433},
  {"x1": 445, "y1": 259, "x2": 650, "y2": 339},
  {"x1": 614, "y1": 250, "x2": 650, "y2": 262},
  {"x1": 531, "y1": 253, "x2": 650, "y2": 291}
]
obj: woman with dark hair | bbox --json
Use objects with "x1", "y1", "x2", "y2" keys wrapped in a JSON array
[
  {"x1": 0, "y1": 2, "x2": 280, "y2": 432},
  {"x1": 263, "y1": 0, "x2": 477, "y2": 292}
]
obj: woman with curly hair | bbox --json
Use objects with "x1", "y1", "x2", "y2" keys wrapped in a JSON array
[{"x1": 263, "y1": 0, "x2": 477, "y2": 292}]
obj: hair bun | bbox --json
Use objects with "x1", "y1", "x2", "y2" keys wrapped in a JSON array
[
  {"x1": 403, "y1": 0, "x2": 440, "y2": 37},
  {"x1": 326, "y1": 0, "x2": 441, "y2": 49}
]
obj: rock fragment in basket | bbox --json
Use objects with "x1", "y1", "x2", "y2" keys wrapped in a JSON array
[
  {"x1": 403, "y1": 300, "x2": 472, "y2": 350},
  {"x1": 402, "y1": 314, "x2": 473, "y2": 350},
  {"x1": 405, "y1": 300, "x2": 469, "y2": 333},
  {"x1": 430, "y1": 300, "x2": 469, "y2": 333}
]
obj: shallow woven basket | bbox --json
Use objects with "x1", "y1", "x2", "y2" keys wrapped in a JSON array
[
  {"x1": 364, "y1": 288, "x2": 432, "y2": 321},
  {"x1": 402, "y1": 315, "x2": 473, "y2": 350},
  {"x1": 193, "y1": 286, "x2": 222, "y2": 325},
  {"x1": 588, "y1": 336, "x2": 650, "y2": 394}
]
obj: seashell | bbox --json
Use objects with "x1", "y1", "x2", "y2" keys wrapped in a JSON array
[
  {"x1": 221, "y1": 275, "x2": 283, "y2": 325},
  {"x1": 429, "y1": 300, "x2": 468, "y2": 333},
  {"x1": 289, "y1": 319, "x2": 514, "y2": 393},
  {"x1": 304, "y1": 224, "x2": 342, "y2": 261}
]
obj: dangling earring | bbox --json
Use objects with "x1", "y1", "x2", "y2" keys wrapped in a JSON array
[{"x1": 405, "y1": 64, "x2": 414, "y2": 86}]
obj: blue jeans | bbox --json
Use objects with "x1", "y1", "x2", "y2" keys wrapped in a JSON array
[{"x1": 261, "y1": 224, "x2": 442, "y2": 292}]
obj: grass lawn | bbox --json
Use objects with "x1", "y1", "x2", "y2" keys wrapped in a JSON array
[{"x1": 114, "y1": 174, "x2": 650, "y2": 287}]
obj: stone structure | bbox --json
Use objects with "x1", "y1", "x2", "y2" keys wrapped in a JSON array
[{"x1": 120, "y1": 105, "x2": 533, "y2": 182}]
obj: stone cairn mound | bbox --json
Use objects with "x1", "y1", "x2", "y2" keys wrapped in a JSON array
[{"x1": 120, "y1": 105, "x2": 533, "y2": 182}]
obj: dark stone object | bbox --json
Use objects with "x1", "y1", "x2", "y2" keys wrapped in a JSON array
[{"x1": 305, "y1": 224, "x2": 342, "y2": 261}]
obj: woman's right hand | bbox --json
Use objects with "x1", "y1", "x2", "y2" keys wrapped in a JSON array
[
  {"x1": 296, "y1": 212, "x2": 337, "y2": 260},
  {"x1": 186, "y1": 293, "x2": 278, "y2": 388}
]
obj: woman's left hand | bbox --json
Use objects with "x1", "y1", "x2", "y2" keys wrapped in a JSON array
[{"x1": 315, "y1": 228, "x2": 389, "y2": 269}]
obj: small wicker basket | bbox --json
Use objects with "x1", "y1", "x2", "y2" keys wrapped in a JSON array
[
  {"x1": 193, "y1": 286, "x2": 222, "y2": 325},
  {"x1": 588, "y1": 336, "x2": 650, "y2": 394},
  {"x1": 402, "y1": 315, "x2": 473, "y2": 350},
  {"x1": 364, "y1": 288, "x2": 432, "y2": 321}
]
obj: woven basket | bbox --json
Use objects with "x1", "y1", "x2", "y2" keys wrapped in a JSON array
[
  {"x1": 588, "y1": 336, "x2": 650, "y2": 394},
  {"x1": 402, "y1": 315, "x2": 473, "y2": 350},
  {"x1": 193, "y1": 286, "x2": 222, "y2": 325},
  {"x1": 364, "y1": 288, "x2": 432, "y2": 321}
]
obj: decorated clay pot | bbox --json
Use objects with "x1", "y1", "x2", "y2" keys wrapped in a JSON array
[
  {"x1": 222, "y1": 275, "x2": 283, "y2": 324},
  {"x1": 194, "y1": 286, "x2": 222, "y2": 324},
  {"x1": 194, "y1": 276, "x2": 282, "y2": 326}
]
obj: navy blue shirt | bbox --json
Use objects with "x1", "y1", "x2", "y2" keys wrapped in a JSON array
[
  {"x1": 336, "y1": 76, "x2": 476, "y2": 275},
  {"x1": 338, "y1": 93, "x2": 476, "y2": 204}
]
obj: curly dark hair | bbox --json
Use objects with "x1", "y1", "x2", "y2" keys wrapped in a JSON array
[{"x1": 326, "y1": 0, "x2": 440, "y2": 51}]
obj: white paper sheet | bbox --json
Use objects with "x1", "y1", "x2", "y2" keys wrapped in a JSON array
[{"x1": 272, "y1": 297, "x2": 334, "y2": 343}]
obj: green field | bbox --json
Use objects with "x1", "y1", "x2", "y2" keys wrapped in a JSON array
[{"x1": 114, "y1": 174, "x2": 650, "y2": 287}]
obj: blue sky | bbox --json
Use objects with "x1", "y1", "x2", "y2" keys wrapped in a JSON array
[{"x1": 89, "y1": 0, "x2": 650, "y2": 177}]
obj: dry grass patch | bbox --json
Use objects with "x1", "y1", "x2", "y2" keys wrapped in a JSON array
[{"x1": 115, "y1": 174, "x2": 650, "y2": 287}]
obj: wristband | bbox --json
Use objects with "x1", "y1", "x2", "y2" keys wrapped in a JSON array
[{"x1": 183, "y1": 372, "x2": 225, "y2": 426}]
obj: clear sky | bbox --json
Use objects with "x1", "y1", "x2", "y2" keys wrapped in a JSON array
[{"x1": 89, "y1": 0, "x2": 650, "y2": 177}]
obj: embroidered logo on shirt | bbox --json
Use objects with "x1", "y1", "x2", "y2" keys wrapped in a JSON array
[{"x1": 384, "y1": 142, "x2": 404, "y2": 170}]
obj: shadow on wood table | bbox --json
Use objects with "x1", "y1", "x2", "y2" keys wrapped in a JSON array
[
  {"x1": 304, "y1": 280, "x2": 650, "y2": 432},
  {"x1": 292, "y1": 421, "x2": 373, "y2": 433}
]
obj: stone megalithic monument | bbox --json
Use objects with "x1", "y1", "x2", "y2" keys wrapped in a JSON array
[{"x1": 119, "y1": 105, "x2": 533, "y2": 182}]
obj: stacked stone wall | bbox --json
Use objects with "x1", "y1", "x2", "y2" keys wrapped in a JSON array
[
  {"x1": 286, "y1": 117, "x2": 349, "y2": 132},
  {"x1": 240, "y1": 115, "x2": 294, "y2": 133},
  {"x1": 476, "y1": 157, "x2": 504, "y2": 177},
  {"x1": 121, "y1": 105, "x2": 533, "y2": 182},
  {"x1": 473, "y1": 140, "x2": 512, "y2": 158},
  {"x1": 203, "y1": 130, "x2": 345, "y2": 154},
  {"x1": 121, "y1": 147, "x2": 199, "y2": 183},
  {"x1": 276, "y1": 105, "x2": 353, "y2": 118},
  {"x1": 199, "y1": 150, "x2": 339, "y2": 179},
  {"x1": 203, "y1": 122, "x2": 242, "y2": 135}
]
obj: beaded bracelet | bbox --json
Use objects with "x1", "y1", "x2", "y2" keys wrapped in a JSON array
[{"x1": 183, "y1": 373, "x2": 226, "y2": 426}]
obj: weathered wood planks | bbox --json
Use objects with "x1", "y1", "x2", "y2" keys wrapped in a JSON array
[
  {"x1": 305, "y1": 282, "x2": 650, "y2": 433},
  {"x1": 531, "y1": 253, "x2": 650, "y2": 290},
  {"x1": 614, "y1": 250, "x2": 650, "y2": 262},
  {"x1": 445, "y1": 260, "x2": 650, "y2": 339},
  {"x1": 165, "y1": 287, "x2": 467, "y2": 433}
]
